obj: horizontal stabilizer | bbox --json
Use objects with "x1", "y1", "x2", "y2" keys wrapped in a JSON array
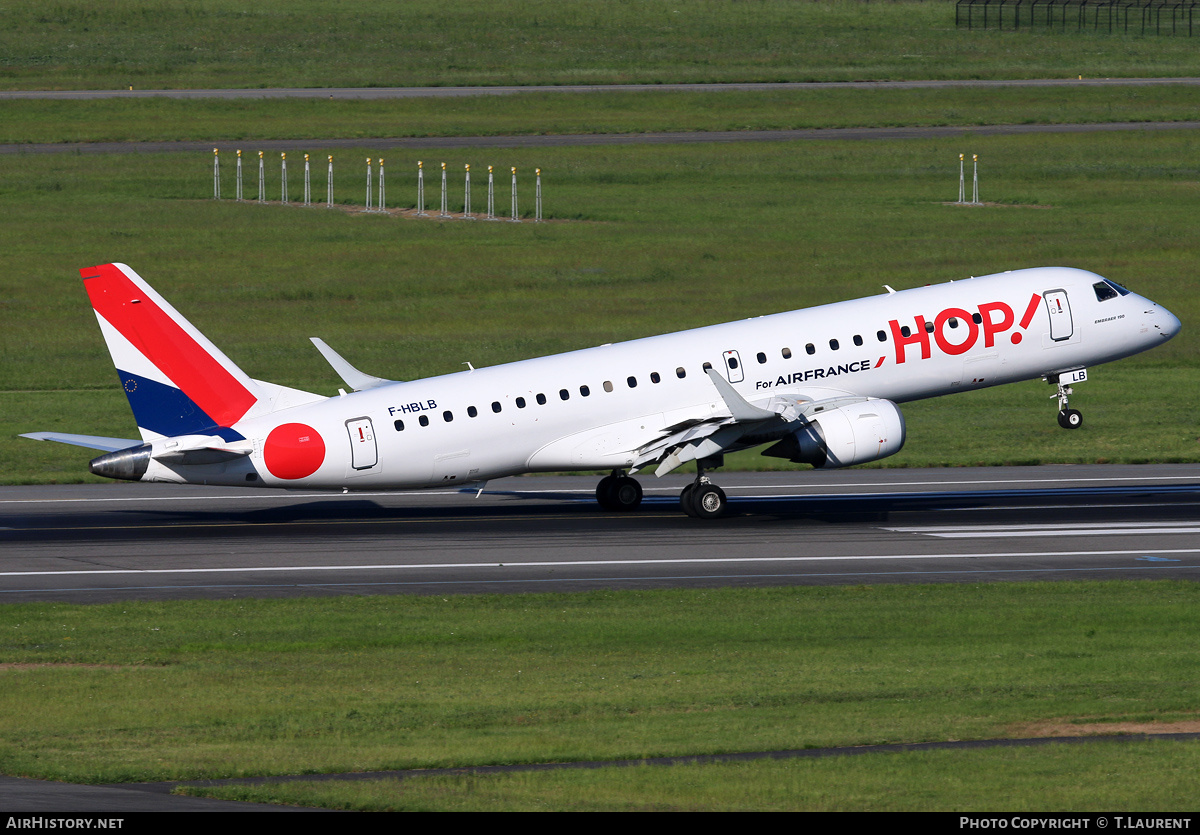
[
  {"x1": 310, "y1": 338, "x2": 397, "y2": 391},
  {"x1": 20, "y1": 432, "x2": 141, "y2": 452}
]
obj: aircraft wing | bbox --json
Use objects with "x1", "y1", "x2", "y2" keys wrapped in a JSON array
[
  {"x1": 628, "y1": 370, "x2": 869, "y2": 476},
  {"x1": 19, "y1": 432, "x2": 142, "y2": 452}
]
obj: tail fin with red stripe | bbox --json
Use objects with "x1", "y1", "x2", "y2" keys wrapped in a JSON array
[{"x1": 82, "y1": 263, "x2": 323, "y2": 440}]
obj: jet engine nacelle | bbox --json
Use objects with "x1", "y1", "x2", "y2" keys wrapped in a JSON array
[{"x1": 763, "y1": 399, "x2": 906, "y2": 469}]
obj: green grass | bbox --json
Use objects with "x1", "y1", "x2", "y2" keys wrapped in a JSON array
[
  {"x1": 1, "y1": 582, "x2": 1198, "y2": 796},
  {"x1": 183, "y1": 742, "x2": 1200, "y2": 810},
  {"x1": 5, "y1": 0, "x2": 1200, "y2": 91},
  {"x1": 8, "y1": 85, "x2": 1200, "y2": 145}
]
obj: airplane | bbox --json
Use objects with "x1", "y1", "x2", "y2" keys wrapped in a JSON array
[{"x1": 21, "y1": 263, "x2": 1180, "y2": 518}]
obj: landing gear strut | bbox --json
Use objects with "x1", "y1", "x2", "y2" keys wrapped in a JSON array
[
  {"x1": 596, "y1": 470, "x2": 643, "y2": 511},
  {"x1": 680, "y1": 458, "x2": 728, "y2": 519},
  {"x1": 1052, "y1": 378, "x2": 1083, "y2": 430}
]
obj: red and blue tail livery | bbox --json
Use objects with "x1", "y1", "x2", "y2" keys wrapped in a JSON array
[
  {"x1": 21, "y1": 262, "x2": 1179, "y2": 518},
  {"x1": 83, "y1": 263, "x2": 260, "y2": 441}
]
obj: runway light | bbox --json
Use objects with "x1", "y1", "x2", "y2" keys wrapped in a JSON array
[
  {"x1": 303, "y1": 153, "x2": 311, "y2": 206},
  {"x1": 486, "y1": 165, "x2": 496, "y2": 220},
  {"x1": 416, "y1": 161, "x2": 427, "y2": 217},
  {"x1": 326, "y1": 155, "x2": 334, "y2": 208},
  {"x1": 510, "y1": 167, "x2": 519, "y2": 222},
  {"x1": 365, "y1": 158, "x2": 373, "y2": 212},
  {"x1": 462, "y1": 163, "x2": 474, "y2": 220},
  {"x1": 439, "y1": 162, "x2": 450, "y2": 218},
  {"x1": 535, "y1": 168, "x2": 543, "y2": 222}
]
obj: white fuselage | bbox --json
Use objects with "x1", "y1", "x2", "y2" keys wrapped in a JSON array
[{"x1": 143, "y1": 267, "x2": 1179, "y2": 490}]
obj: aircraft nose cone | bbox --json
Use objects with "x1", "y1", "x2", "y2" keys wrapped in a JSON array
[{"x1": 1157, "y1": 305, "x2": 1182, "y2": 341}]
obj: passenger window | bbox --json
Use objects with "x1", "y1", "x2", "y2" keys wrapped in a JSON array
[
  {"x1": 805, "y1": 343, "x2": 815, "y2": 355},
  {"x1": 580, "y1": 385, "x2": 590, "y2": 396},
  {"x1": 676, "y1": 367, "x2": 686, "y2": 378},
  {"x1": 702, "y1": 362, "x2": 713, "y2": 372},
  {"x1": 853, "y1": 335, "x2": 863, "y2": 346},
  {"x1": 560, "y1": 389, "x2": 569, "y2": 400},
  {"x1": 650, "y1": 372, "x2": 661, "y2": 384},
  {"x1": 394, "y1": 420, "x2": 404, "y2": 431},
  {"x1": 627, "y1": 376, "x2": 637, "y2": 388},
  {"x1": 900, "y1": 326, "x2": 912, "y2": 338},
  {"x1": 419, "y1": 415, "x2": 429, "y2": 427},
  {"x1": 971, "y1": 313, "x2": 982, "y2": 325},
  {"x1": 829, "y1": 339, "x2": 839, "y2": 351},
  {"x1": 467, "y1": 406, "x2": 478, "y2": 418},
  {"x1": 727, "y1": 356, "x2": 739, "y2": 369},
  {"x1": 923, "y1": 320, "x2": 934, "y2": 333},
  {"x1": 491, "y1": 401, "x2": 502, "y2": 413},
  {"x1": 948, "y1": 318, "x2": 959, "y2": 329},
  {"x1": 536, "y1": 393, "x2": 547, "y2": 405},
  {"x1": 603, "y1": 381, "x2": 614, "y2": 392},
  {"x1": 443, "y1": 411, "x2": 453, "y2": 422},
  {"x1": 877, "y1": 330, "x2": 887, "y2": 342},
  {"x1": 782, "y1": 347, "x2": 792, "y2": 359},
  {"x1": 757, "y1": 352, "x2": 767, "y2": 364}
]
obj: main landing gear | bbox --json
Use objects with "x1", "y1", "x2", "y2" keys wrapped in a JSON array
[
  {"x1": 679, "y1": 457, "x2": 729, "y2": 519},
  {"x1": 1052, "y1": 378, "x2": 1083, "y2": 430},
  {"x1": 595, "y1": 461, "x2": 731, "y2": 519},
  {"x1": 596, "y1": 470, "x2": 643, "y2": 511}
]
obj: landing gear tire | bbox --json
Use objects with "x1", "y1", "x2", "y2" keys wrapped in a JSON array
[
  {"x1": 596, "y1": 474, "x2": 642, "y2": 511},
  {"x1": 680, "y1": 483, "x2": 698, "y2": 517},
  {"x1": 1057, "y1": 409, "x2": 1083, "y2": 430},
  {"x1": 682, "y1": 483, "x2": 728, "y2": 519}
]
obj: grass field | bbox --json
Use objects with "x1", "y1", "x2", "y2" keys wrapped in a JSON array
[
  {"x1": 6, "y1": 0, "x2": 1200, "y2": 91},
  {"x1": 1, "y1": 583, "x2": 1198, "y2": 809},
  {"x1": 183, "y1": 742, "x2": 1200, "y2": 811},
  {"x1": 8, "y1": 85, "x2": 1200, "y2": 145}
]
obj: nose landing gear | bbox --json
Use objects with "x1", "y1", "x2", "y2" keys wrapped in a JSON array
[{"x1": 1050, "y1": 374, "x2": 1084, "y2": 430}]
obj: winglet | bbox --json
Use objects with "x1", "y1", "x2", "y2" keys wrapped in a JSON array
[
  {"x1": 704, "y1": 368, "x2": 777, "y2": 422},
  {"x1": 310, "y1": 338, "x2": 397, "y2": 391}
]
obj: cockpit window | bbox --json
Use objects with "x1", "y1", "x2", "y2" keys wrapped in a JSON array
[{"x1": 1093, "y1": 281, "x2": 1119, "y2": 302}]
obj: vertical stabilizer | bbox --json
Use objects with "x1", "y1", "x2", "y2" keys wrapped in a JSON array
[{"x1": 82, "y1": 263, "x2": 302, "y2": 440}]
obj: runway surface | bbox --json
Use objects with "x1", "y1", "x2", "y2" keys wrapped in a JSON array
[{"x1": 2, "y1": 465, "x2": 1198, "y2": 603}]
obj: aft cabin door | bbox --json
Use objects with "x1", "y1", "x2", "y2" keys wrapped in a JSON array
[
  {"x1": 346, "y1": 417, "x2": 378, "y2": 470},
  {"x1": 722, "y1": 350, "x2": 744, "y2": 383},
  {"x1": 1044, "y1": 290, "x2": 1074, "y2": 342}
]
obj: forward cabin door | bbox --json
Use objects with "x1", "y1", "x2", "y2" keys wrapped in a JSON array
[{"x1": 1043, "y1": 290, "x2": 1074, "y2": 342}]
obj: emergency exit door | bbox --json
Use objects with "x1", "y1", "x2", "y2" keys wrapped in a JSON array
[{"x1": 722, "y1": 350, "x2": 744, "y2": 383}]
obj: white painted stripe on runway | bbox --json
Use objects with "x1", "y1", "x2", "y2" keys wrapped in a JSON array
[
  {"x1": 887, "y1": 521, "x2": 1200, "y2": 538},
  {"x1": 3, "y1": 547, "x2": 1198, "y2": 578}
]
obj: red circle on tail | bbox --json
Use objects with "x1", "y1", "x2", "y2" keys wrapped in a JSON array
[{"x1": 264, "y1": 423, "x2": 325, "y2": 480}]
